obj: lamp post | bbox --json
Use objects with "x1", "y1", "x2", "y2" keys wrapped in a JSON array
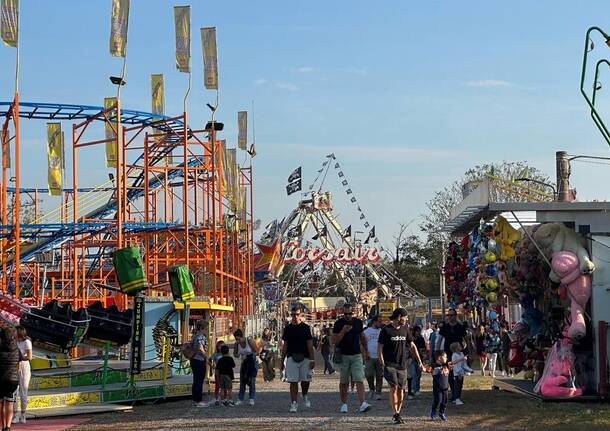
[
  {"x1": 580, "y1": 26, "x2": 610, "y2": 146},
  {"x1": 514, "y1": 177, "x2": 557, "y2": 200}
]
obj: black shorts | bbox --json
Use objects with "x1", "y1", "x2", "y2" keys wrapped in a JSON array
[
  {"x1": 0, "y1": 382, "x2": 18, "y2": 401},
  {"x1": 384, "y1": 366, "x2": 407, "y2": 389}
]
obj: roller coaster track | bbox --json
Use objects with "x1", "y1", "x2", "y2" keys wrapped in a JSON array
[{"x1": 0, "y1": 101, "x2": 203, "y2": 263}]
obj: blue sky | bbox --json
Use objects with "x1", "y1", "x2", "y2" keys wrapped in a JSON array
[{"x1": 2, "y1": 1, "x2": 610, "y2": 248}]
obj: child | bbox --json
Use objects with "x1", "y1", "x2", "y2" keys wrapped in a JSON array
[
  {"x1": 210, "y1": 340, "x2": 225, "y2": 406},
  {"x1": 486, "y1": 328, "x2": 501, "y2": 378},
  {"x1": 450, "y1": 342, "x2": 472, "y2": 405},
  {"x1": 430, "y1": 351, "x2": 449, "y2": 422},
  {"x1": 215, "y1": 345, "x2": 236, "y2": 406}
]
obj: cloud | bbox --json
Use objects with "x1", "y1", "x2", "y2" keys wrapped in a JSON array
[
  {"x1": 465, "y1": 79, "x2": 513, "y2": 87},
  {"x1": 346, "y1": 67, "x2": 368, "y2": 76},
  {"x1": 293, "y1": 66, "x2": 316, "y2": 73},
  {"x1": 264, "y1": 143, "x2": 470, "y2": 163},
  {"x1": 274, "y1": 81, "x2": 300, "y2": 91},
  {"x1": 254, "y1": 78, "x2": 268, "y2": 85}
]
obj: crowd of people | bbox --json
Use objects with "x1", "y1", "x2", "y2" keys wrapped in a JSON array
[{"x1": 186, "y1": 304, "x2": 513, "y2": 425}]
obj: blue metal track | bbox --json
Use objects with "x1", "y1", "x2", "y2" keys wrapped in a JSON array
[
  {"x1": 0, "y1": 101, "x2": 185, "y2": 133},
  {"x1": 0, "y1": 221, "x2": 180, "y2": 239}
]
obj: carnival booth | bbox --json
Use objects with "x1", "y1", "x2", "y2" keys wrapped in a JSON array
[{"x1": 443, "y1": 180, "x2": 610, "y2": 400}]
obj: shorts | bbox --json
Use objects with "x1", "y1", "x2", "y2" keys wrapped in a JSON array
[
  {"x1": 0, "y1": 382, "x2": 18, "y2": 401},
  {"x1": 285, "y1": 356, "x2": 312, "y2": 383},
  {"x1": 339, "y1": 354, "x2": 364, "y2": 384},
  {"x1": 384, "y1": 366, "x2": 407, "y2": 389},
  {"x1": 220, "y1": 374, "x2": 233, "y2": 390}
]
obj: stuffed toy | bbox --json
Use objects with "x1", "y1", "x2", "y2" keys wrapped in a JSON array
[
  {"x1": 494, "y1": 215, "x2": 521, "y2": 261},
  {"x1": 551, "y1": 251, "x2": 592, "y2": 340},
  {"x1": 535, "y1": 325, "x2": 584, "y2": 399},
  {"x1": 534, "y1": 223, "x2": 595, "y2": 279}
]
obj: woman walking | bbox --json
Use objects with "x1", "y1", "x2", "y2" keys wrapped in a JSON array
[
  {"x1": 13, "y1": 326, "x2": 31, "y2": 424},
  {"x1": 475, "y1": 325, "x2": 488, "y2": 375},
  {"x1": 0, "y1": 327, "x2": 19, "y2": 431},
  {"x1": 233, "y1": 329, "x2": 260, "y2": 405},
  {"x1": 190, "y1": 320, "x2": 209, "y2": 407},
  {"x1": 318, "y1": 328, "x2": 334, "y2": 375}
]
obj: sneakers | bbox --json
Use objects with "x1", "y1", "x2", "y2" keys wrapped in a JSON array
[
  {"x1": 407, "y1": 393, "x2": 414, "y2": 400},
  {"x1": 12, "y1": 415, "x2": 19, "y2": 424},
  {"x1": 375, "y1": 394, "x2": 382, "y2": 401},
  {"x1": 368, "y1": 389, "x2": 375, "y2": 399},
  {"x1": 439, "y1": 413, "x2": 447, "y2": 421},
  {"x1": 290, "y1": 401, "x2": 298, "y2": 413},
  {"x1": 430, "y1": 409, "x2": 437, "y2": 420},
  {"x1": 392, "y1": 413, "x2": 404, "y2": 424},
  {"x1": 234, "y1": 400, "x2": 242, "y2": 406},
  {"x1": 249, "y1": 399, "x2": 255, "y2": 406},
  {"x1": 358, "y1": 401, "x2": 372, "y2": 413},
  {"x1": 303, "y1": 396, "x2": 311, "y2": 408},
  {"x1": 215, "y1": 399, "x2": 221, "y2": 406},
  {"x1": 340, "y1": 403, "x2": 348, "y2": 413},
  {"x1": 228, "y1": 400, "x2": 235, "y2": 407},
  {"x1": 196, "y1": 401, "x2": 209, "y2": 408},
  {"x1": 414, "y1": 391, "x2": 421, "y2": 397},
  {"x1": 454, "y1": 398, "x2": 464, "y2": 405},
  {"x1": 20, "y1": 415, "x2": 26, "y2": 424}
]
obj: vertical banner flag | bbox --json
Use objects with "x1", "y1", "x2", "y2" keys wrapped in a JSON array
[
  {"x1": 173, "y1": 5, "x2": 190, "y2": 73},
  {"x1": 201, "y1": 27, "x2": 218, "y2": 89},
  {"x1": 150, "y1": 74, "x2": 165, "y2": 115},
  {"x1": 0, "y1": 0, "x2": 18, "y2": 47},
  {"x1": 104, "y1": 97, "x2": 118, "y2": 168},
  {"x1": 237, "y1": 111, "x2": 247, "y2": 150},
  {"x1": 109, "y1": 0, "x2": 129, "y2": 57},
  {"x1": 47, "y1": 123, "x2": 63, "y2": 196}
]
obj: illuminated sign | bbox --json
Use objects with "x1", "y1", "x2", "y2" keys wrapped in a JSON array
[{"x1": 283, "y1": 241, "x2": 381, "y2": 265}]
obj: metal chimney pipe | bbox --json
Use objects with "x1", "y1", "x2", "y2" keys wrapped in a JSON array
[{"x1": 556, "y1": 151, "x2": 571, "y2": 202}]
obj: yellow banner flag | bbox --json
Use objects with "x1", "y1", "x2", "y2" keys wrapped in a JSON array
[
  {"x1": 0, "y1": 0, "x2": 18, "y2": 48},
  {"x1": 47, "y1": 122, "x2": 63, "y2": 196},
  {"x1": 237, "y1": 111, "x2": 247, "y2": 150},
  {"x1": 104, "y1": 97, "x2": 117, "y2": 168},
  {"x1": 151, "y1": 74, "x2": 164, "y2": 115},
  {"x1": 201, "y1": 27, "x2": 218, "y2": 90},
  {"x1": 109, "y1": 0, "x2": 129, "y2": 57},
  {"x1": 174, "y1": 6, "x2": 190, "y2": 73}
]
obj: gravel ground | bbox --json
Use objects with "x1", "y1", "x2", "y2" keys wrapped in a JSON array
[{"x1": 69, "y1": 364, "x2": 610, "y2": 431}]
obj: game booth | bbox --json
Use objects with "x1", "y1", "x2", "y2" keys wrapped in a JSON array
[{"x1": 442, "y1": 178, "x2": 610, "y2": 400}]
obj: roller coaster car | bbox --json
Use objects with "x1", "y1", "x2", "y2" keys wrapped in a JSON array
[
  {"x1": 82, "y1": 301, "x2": 133, "y2": 347},
  {"x1": 20, "y1": 300, "x2": 89, "y2": 353}
]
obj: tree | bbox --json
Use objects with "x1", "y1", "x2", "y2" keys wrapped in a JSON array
[{"x1": 420, "y1": 161, "x2": 552, "y2": 245}]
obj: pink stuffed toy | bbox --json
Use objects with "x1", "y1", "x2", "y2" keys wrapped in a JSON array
[
  {"x1": 535, "y1": 325, "x2": 583, "y2": 399},
  {"x1": 551, "y1": 251, "x2": 591, "y2": 340}
]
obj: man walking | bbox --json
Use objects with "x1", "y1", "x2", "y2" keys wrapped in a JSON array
[
  {"x1": 435, "y1": 308, "x2": 467, "y2": 402},
  {"x1": 378, "y1": 307, "x2": 425, "y2": 424},
  {"x1": 363, "y1": 316, "x2": 383, "y2": 400},
  {"x1": 281, "y1": 305, "x2": 316, "y2": 413},
  {"x1": 332, "y1": 303, "x2": 372, "y2": 413}
]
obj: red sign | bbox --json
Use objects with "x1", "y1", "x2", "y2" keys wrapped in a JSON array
[{"x1": 283, "y1": 241, "x2": 381, "y2": 265}]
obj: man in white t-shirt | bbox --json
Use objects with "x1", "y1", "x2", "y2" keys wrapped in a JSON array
[{"x1": 363, "y1": 316, "x2": 383, "y2": 400}]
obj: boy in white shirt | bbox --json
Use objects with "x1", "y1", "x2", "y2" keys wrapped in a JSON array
[
  {"x1": 363, "y1": 316, "x2": 383, "y2": 400},
  {"x1": 449, "y1": 342, "x2": 473, "y2": 405}
]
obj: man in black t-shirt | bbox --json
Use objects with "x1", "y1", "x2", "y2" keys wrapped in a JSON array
[
  {"x1": 332, "y1": 303, "x2": 371, "y2": 414},
  {"x1": 436, "y1": 308, "x2": 466, "y2": 402},
  {"x1": 378, "y1": 307, "x2": 425, "y2": 425},
  {"x1": 281, "y1": 305, "x2": 315, "y2": 413}
]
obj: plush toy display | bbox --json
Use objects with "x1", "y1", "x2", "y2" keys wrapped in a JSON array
[
  {"x1": 494, "y1": 215, "x2": 521, "y2": 261},
  {"x1": 534, "y1": 222, "x2": 595, "y2": 279},
  {"x1": 551, "y1": 251, "x2": 592, "y2": 340},
  {"x1": 535, "y1": 325, "x2": 584, "y2": 399}
]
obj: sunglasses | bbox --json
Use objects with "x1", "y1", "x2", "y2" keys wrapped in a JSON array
[
  {"x1": 291, "y1": 313, "x2": 300, "y2": 316},
  {"x1": 448, "y1": 313, "x2": 457, "y2": 317},
  {"x1": 344, "y1": 312, "x2": 353, "y2": 316}
]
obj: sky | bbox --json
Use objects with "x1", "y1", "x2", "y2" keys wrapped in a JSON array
[{"x1": 2, "y1": 1, "x2": 610, "y2": 249}]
